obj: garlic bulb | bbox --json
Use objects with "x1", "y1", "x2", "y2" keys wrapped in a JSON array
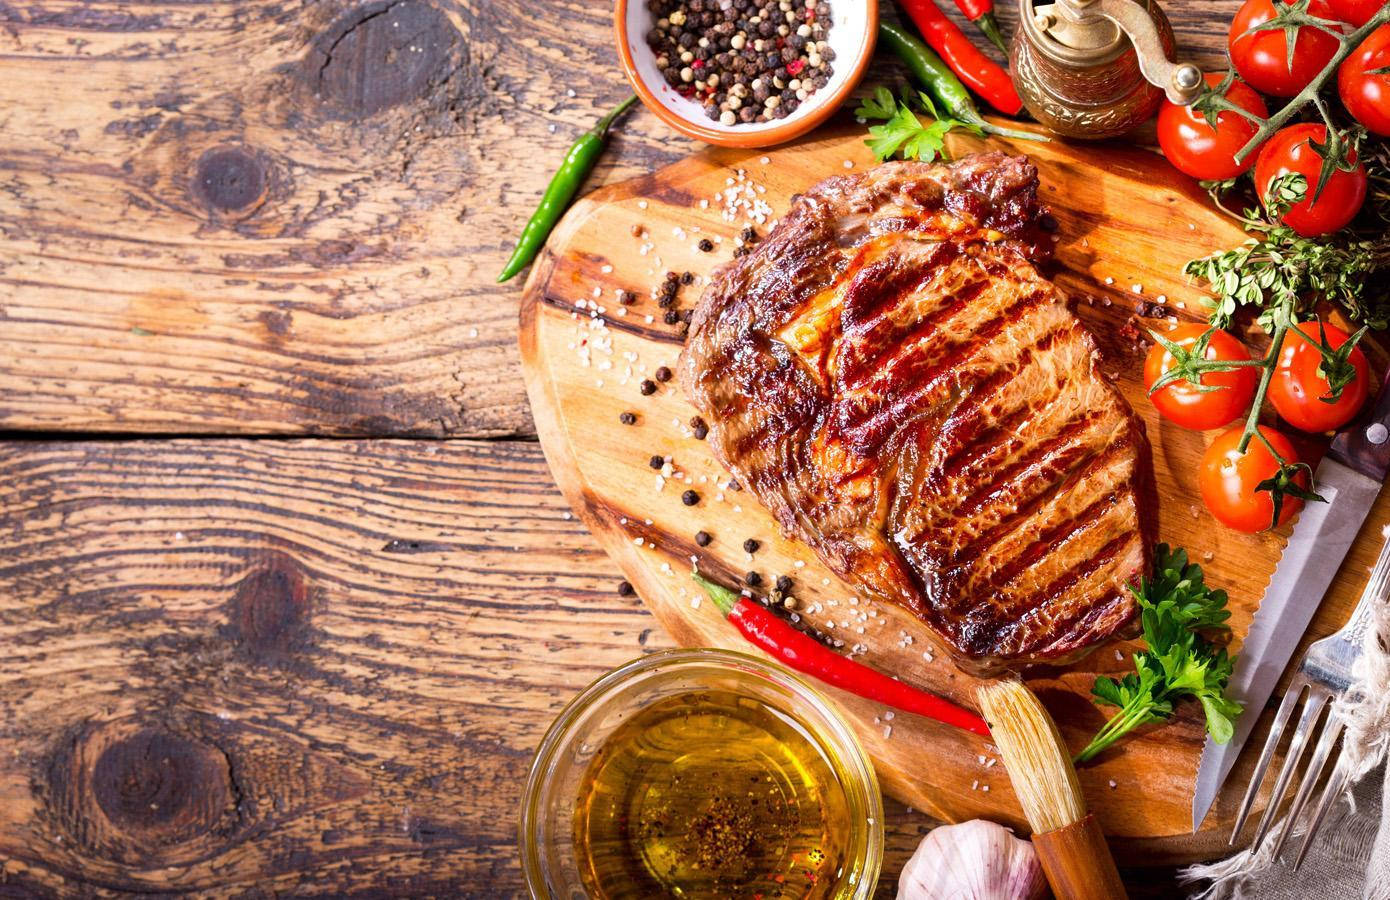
[{"x1": 897, "y1": 819, "x2": 1047, "y2": 900}]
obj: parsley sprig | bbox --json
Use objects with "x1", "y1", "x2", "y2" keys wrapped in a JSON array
[
  {"x1": 855, "y1": 86, "x2": 980, "y2": 164},
  {"x1": 1075, "y1": 545, "x2": 1242, "y2": 764}
]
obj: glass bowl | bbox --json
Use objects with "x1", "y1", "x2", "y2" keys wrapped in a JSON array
[{"x1": 520, "y1": 648, "x2": 883, "y2": 899}]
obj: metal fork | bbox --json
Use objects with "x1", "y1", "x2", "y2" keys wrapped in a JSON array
[{"x1": 1229, "y1": 526, "x2": 1390, "y2": 869}]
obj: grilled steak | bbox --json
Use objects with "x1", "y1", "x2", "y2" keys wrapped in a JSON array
[{"x1": 679, "y1": 153, "x2": 1154, "y2": 673}]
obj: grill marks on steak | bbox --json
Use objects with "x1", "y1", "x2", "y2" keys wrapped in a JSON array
[{"x1": 679, "y1": 153, "x2": 1153, "y2": 672}]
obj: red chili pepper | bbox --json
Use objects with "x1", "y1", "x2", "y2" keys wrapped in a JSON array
[
  {"x1": 694, "y1": 573, "x2": 991, "y2": 737},
  {"x1": 895, "y1": 0, "x2": 1022, "y2": 114},
  {"x1": 949, "y1": 0, "x2": 1009, "y2": 54}
]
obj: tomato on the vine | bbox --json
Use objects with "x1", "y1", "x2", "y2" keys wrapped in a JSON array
[
  {"x1": 1254, "y1": 123, "x2": 1368, "y2": 236},
  {"x1": 1157, "y1": 74, "x2": 1270, "y2": 180},
  {"x1": 1339, "y1": 24, "x2": 1390, "y2": 136},
  {"x1": 1268, "y1": 321, "x2": 1371, "y2": 432},
  {"x1": 1229, "y1": 0, "x2": 1345, "y2": 96},
  {"x1": 1200, "y1": 426, "x2": 1309, "y2": 532},
  {"x1": 1328, "y1": 0, "x2": 1386, "y2": 26},
  {"x1": 1144, "y1": 324, "x2": 1260, "y2": 430}
]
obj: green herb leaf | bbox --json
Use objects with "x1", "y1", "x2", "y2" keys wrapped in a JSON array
[
  {"x1": 1075, "y1": 545, "x2": 1243, "y2": 764},
  {"x1": 858, "y1": 84, "x2": 975, "y2": 163}
]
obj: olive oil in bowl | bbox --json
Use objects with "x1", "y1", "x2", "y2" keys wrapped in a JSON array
[
  {"x1": 575, "y1": 690, "x2": 852, "y2": 898},
  {"x1": 520, "y1": 650, "x2": 882, "y2": 900}
]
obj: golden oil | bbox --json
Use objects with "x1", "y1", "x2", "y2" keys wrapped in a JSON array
[{"x1": 573, "y1": 689, "x2": 856, "y2": 899}]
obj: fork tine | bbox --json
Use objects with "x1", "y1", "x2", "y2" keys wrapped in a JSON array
[
  {"x1": 1231, "y1": 682, "x2": 1307, "y2": 843},
  {"x1": 1292, "y1": 752, "x2": 1353, "y2": 872},
  {"x1": 1271, "y1": 711, "x2": 1343, "y2": 860},
  {"x1": 1251, "y1": 691, "x2": 1329, "y2": 851}
]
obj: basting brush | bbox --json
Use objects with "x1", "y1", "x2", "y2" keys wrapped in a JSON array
[{"x1": 977, "y1": 679, "x2": 1128, "y2": 900}]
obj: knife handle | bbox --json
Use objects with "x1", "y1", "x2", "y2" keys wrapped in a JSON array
[{"x1": 1328, "y1": 364, "x2": 1390, "y2": 483}]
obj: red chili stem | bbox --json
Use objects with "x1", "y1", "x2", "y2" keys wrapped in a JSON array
[
  {"x1": 896, "y1": 0, "x2": 1023, "y2": 114},
  {"x1": 952, "y1": 0, "x2": 992, "y2": 19},
  {"x1": 695, "y1": 574, "x2": 991, "y2": 737}
]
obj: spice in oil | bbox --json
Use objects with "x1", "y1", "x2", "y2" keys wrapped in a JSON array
[{"x1": 573, "y1": 689, "x2": 855, "y2": 899}]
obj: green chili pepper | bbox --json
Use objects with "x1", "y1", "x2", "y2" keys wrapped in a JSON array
[
  {"x1": 497, "y1": 95, "x2": 639, "y2": 283},
  {"x1": 878, "y1": 22, "x2": 1044, "y2": 144}
]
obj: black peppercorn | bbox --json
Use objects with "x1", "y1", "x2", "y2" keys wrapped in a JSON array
[
  {"x1": 690, "y1": 416, "x2": 709, "y2": 439},
  {"x1": 618, "y1": 580, "x2": 635, "y2": 596},
  {"x1": 640, "y1": 379, "x2": 657, "y2": 395},
  {"x1": 620, "y1": 411, "x2": 637, "y2": 425},
  {"x1": 775, "y1": 575, "x2": 793, "y2": 593},
  {"x1": 664, "y1": 309, "x2": 681, "y2": 324},
  {"x1": 655, "y1": 366, "x2": 672, "y2": 382},
  {"x1": 698, "y1": 238, "x2": 714, "y2": 252},
  {"x1": 680, "y1": 271, "x2": 695, "y2": 284},
  {"x1": 695, "y1": 530, "x2": 712, "y2": 547},
  {"x1": 682, "y1": 490, "x2": 699, "y2": 506},
  {"x1": 649, "y1": 455, "x2": 664, "y2": 469},
  {"x1": 743, "y1": 538, "x2": 760, "y2": 553},
  {"x1": 745, "y1": 571, "x2": 762, "y2": 587}
]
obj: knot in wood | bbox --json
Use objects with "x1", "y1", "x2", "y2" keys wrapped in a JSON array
[
  {"x1": 192, "y1": 146, "x2": 267, "y2": 213},
  {"x1": 40, "y1": 720, "x2": 237, "y2": 867},
  {"x1": 92, "y1": 730, "x2": 224, "y2": 832},
  {"x1": 228, "y1": 553, "x2": 313, "y2": 661},
  {"x1": 311, "y1": 0, "x2": 458, "y2": 116}
]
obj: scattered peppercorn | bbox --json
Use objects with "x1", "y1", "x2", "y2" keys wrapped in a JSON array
[
  {"x1": 640, "y1": 379, "x2": 657, "y2": 395},
  {"x1": 649, "y1": 455, "x2": 665, "y2": 469},
  {"x1": 655, "y1": 366, "x2": 672, "y2": 382},
  {"x1": 620, "y1": 411, "x2": 637, "y2": 425},
  {"x1": 743, "y1": 538, "x2": 760, "y2": 554},
  {"x1": 775, "y1": 575, "x2": 793, "y2": 593},
  {"x1": 618, "y1": 580, "x2": 635, "y2": 596},
  {"x1": 695, "y1": 530, "x2": 712, "y2": 547},
  {"x1": 682, "y1": 489, "x2": 700, "y2": 506},
  {"x1": 664, "y1": 309, "x2": 681, "y2": 325},
  {"x1": 680, "y1": 271, "x2": 694, "y2": 285},
  {"x1": 698, "y1": 238, "x2": 714, "y2": 252},
  {"x1": 690, "y1": 416, "x2": 709, "y2": 439},
  {"x1": 617, "y1": 290, "x2": 636, "y2": 305},
  {"x1": 740, "y1": 226, "x2": 759, "y2": 243},
  {"x1": 745, "y1": 571, "x2": 762, "y2": 587}
]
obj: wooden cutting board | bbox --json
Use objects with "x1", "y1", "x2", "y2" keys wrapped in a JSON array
[{"x1": 517, "y1": 120, "x2": 1390, "y2": 861}]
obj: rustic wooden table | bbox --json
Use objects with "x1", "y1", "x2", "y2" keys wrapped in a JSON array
[{"x1": 0, "y1": 0, "x2": 1241, "y2": 895}]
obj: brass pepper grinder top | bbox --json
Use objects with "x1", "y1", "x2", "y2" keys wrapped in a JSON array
[{"x1": 1011, "y1": 0, "x2": 1204, "y2": 139}]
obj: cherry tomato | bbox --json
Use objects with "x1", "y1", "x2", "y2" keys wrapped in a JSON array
[
  {"x1": 1144, "y1": 324, "x2": 1260, "y2": 430},
  {"x1": 1328, "y1": 0, "x2": 1386, "y2": 26},
  {"x1": 1254, "y1": 123, "x2": 1368, "y2": 236},
  {"x1": 1157, "y1": 74, "x2": 1270, "y2": 180},
  {"x1": 1268, "y1": 321, "x2": 1371, "y2": 432},
  {"x1": 1229, "y1": 0, "x2": 1345, "y2": 96},
  {"x1": 1339, "y1": 24, "x2": 1390, "y2": 136},
  {"x1": 1200, "y1": 426, "x2": 1308, "y2": 532}
]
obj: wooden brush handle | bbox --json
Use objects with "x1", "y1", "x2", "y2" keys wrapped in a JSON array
[{"x1": 1032, "y1": 813, "x2": 1128, "y2": 900}]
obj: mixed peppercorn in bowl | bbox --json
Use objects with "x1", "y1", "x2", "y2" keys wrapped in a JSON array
[{"x1": 615, "y1": 0, "x2": 877, "y2": 147}]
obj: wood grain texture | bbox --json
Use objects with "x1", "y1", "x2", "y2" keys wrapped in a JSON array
[
  {"x1": 0, "y1": 0, "x2": 1242, "y2": 438},
  {"x1": 0, "y1": 438, "x2": 647, "y2": 894},
  {"x1": 519, "y1": 124, "x2": 1390, "y2": 860}
]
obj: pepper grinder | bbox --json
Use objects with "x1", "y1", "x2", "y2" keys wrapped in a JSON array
[{"x1": 1011, "y1": 0, "x2": 1204, "y2": 139}]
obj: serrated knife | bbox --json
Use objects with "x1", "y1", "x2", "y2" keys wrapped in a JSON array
[{"x1": 1192, "y1": 369, "x2": 1390, "y2": 833}]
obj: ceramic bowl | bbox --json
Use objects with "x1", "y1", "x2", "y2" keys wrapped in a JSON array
[{"x1": 614, "y1": 1, "x2": 878, "y2": 148}]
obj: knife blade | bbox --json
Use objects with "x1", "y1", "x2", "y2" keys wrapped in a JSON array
[{"x1": 1191, "y1": 369, "x2": 1390, "y2": 833}]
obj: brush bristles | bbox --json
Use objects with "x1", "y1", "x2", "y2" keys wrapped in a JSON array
[{"x1": 976, "y1": 679, "x2": 1086, "y2": 834}]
